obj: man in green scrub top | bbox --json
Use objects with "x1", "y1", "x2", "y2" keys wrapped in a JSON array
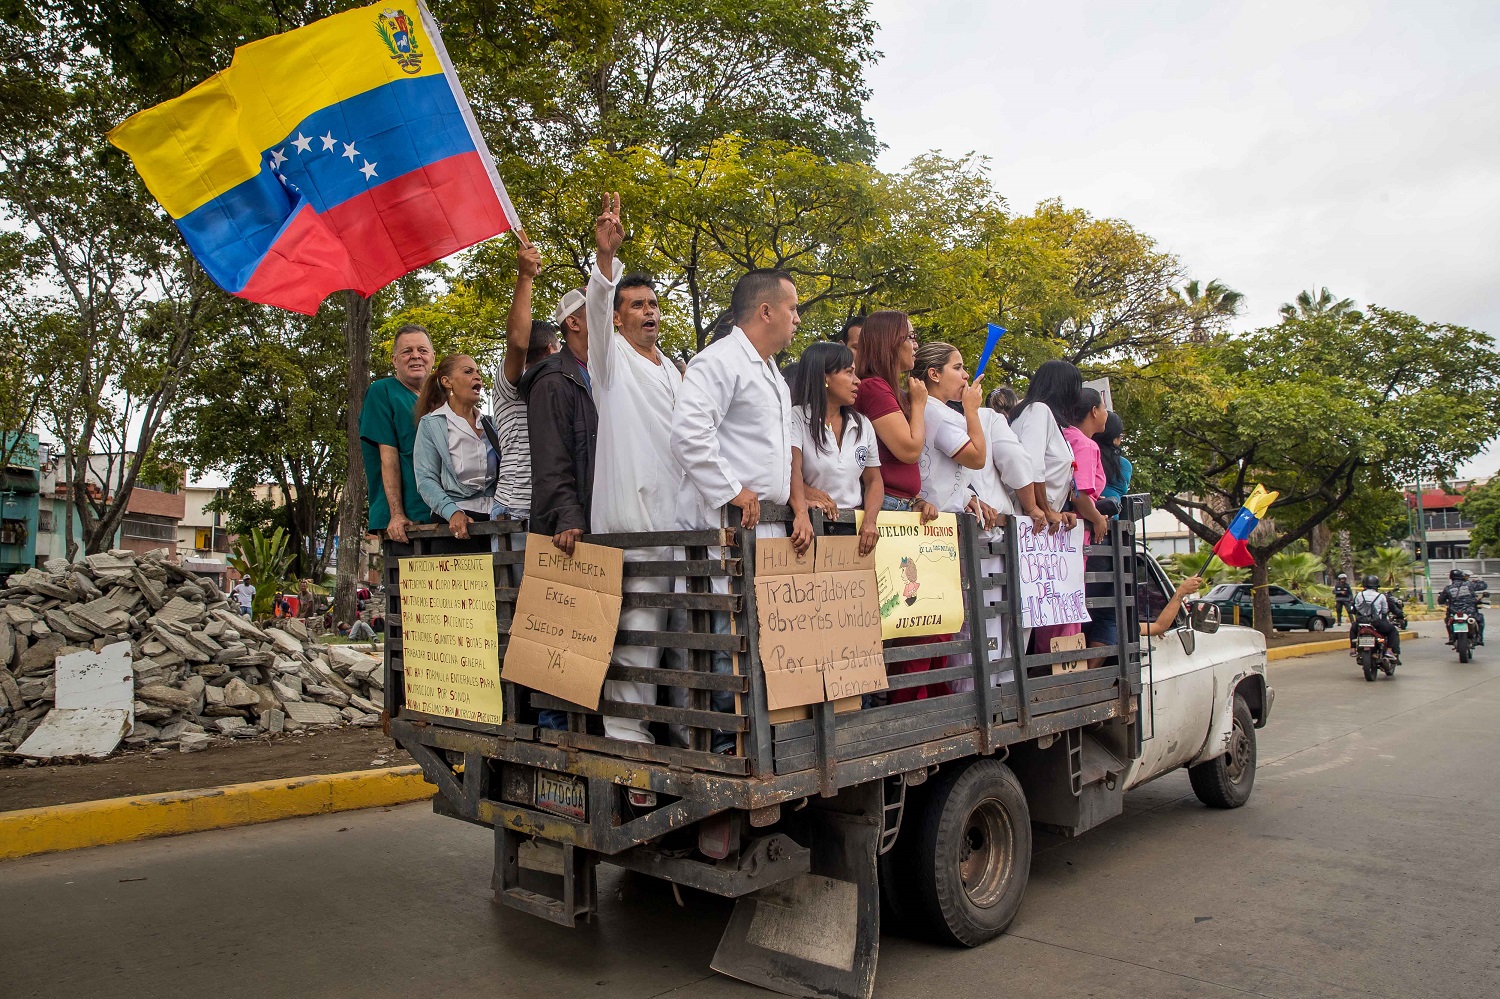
[{"x1": 359, "y1": 324, "x2": 435, "y2": 542}]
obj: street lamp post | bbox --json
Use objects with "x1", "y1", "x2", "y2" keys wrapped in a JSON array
[{"x1": 1415, "y1": 477, "x2": 1435, "y2": 609}]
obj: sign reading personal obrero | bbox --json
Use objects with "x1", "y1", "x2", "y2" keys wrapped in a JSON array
[{"x1": 502, "y1": 537, "x2": 623, "y2": 710}]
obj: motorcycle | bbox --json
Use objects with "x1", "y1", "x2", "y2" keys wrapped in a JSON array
[
  {"x1": 1385, "y1": 591, "x2": 1408, "y2": 631},
  {"x1": 1353, "y1": 621, "x2": 1397, "y2": 681},
  {"x1": 1451, "y1": 610, "x2": 1478, "y2": 663}
]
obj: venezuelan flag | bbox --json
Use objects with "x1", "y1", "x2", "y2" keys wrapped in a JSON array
[
  {"x1": 108, "y1": 2, "x2": 518, "y2": 315},
  {"x1": 1211, "y1": 484, "x2": 1279, "y2": 568}
]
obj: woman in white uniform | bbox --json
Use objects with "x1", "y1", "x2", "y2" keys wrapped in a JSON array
[
  {"x1": 1008, "y1": 360, "x2": 1087, "y2": 656},
  {"x1": 904, "y1": 342, "x2": 988, "y2": 700},
  {"x1": 788, "y1": 342, "x2": 884, "y2": 555}
]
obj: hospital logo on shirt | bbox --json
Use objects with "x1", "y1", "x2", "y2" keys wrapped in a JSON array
[{"x1": 855, "y1": 444, "x2": 870, "y2": 465}]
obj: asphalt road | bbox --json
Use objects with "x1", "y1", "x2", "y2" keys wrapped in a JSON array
[{"x1": 5, "y1": 622, "x2": 1498, "y2": 999}]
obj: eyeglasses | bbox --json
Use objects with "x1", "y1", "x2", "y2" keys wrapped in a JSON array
[{"x1": 905, "y1": 334, "x2": 919, "y2": 344}]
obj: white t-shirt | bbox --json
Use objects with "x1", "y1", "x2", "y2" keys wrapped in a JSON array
[
  {"x1": 1009, "y1": 403, "x2": 1075, "y2": 509},
  {"x1": 231, "y1": 582, "x2": 254, "y2": 609},
  {"x1": 917, "y1": 399, "x2": 974, "y2": 514},
  {"x1": 969, "y1": 409, "x2": 1037, "y2": 521},
  {"x1": 489, "y1": 372, "x2": 530, "y2": 513},
  {"x1": 790, "y1": 404, "x2": 880, "y2": 511},
  {"x1": 436, "y1": 402, "x2": 494, "y2": 515}
]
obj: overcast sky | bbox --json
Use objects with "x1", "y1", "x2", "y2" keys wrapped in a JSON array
[{"x1": 865, "y1": 0, "x2": 1500, "y2": 476}]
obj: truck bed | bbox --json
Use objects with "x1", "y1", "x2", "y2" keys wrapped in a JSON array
[{"x1": 383, "y1": 507, "x2": 1144, "y2": 854}]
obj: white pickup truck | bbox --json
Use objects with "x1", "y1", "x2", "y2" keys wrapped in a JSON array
[{"x1": 387, "y1": 509, "x2": 1272, "y2": 999}]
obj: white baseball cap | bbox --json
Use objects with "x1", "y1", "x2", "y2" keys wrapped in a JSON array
[{"x1": 552, "y1": 289, "x2": 586, "y2": 326}]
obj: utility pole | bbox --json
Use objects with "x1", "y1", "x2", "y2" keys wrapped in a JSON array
[{"x1": 1415, "y1": 476, "x2": 1435, "y2": 609}]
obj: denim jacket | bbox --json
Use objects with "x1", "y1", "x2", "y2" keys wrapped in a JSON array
[{"x1": 414, "y1": 409, "x2": 498, "y2": 522}]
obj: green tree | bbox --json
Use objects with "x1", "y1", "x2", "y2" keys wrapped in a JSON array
[
  {"x1": 0, "y1": 27, "x2": 229, "y2": 556},
  {"x1": 1461, "y1": 479, "x2": 1500, "y2": 557},
  {"x1": 1128, "y1": 307, "x2": 1500, "y2": 640},
  {"x1": 1360, "y1": 546, "x2": 1416, "y2": 590},
  {"x1": 1268, "y1": 549, "x2": 1332, "y2": 604},
  {"x1": 1164, "y1": 550, "x2": 1247, "y2": 589},
  {"x1": 1279, "y1": 287, "x2": 1360, "y2": 322},
  {"x1": 1175, "y1": 278, "x2": 1244, "y2": 343},
  {"x1": 226, "y1": 526, "x2": 295, "y2": 620},
  {"x1": 165, "y1": 302, "x2": 353, "y2": 579}
]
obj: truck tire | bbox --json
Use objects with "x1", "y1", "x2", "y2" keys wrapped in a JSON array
[
  {"x1": 907, "y1": 758, "x2": 1031, "y2": 947},
  {"x1": 1189, "y1": 694, "x2": 1256, "y2": 808}
]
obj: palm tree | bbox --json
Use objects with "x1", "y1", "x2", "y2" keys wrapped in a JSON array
[
  {"x1": 1278, "y1": 287, "x2": 1360, "y2": 322},
  {"x1": 1268, "y1": 550, "x2": 1333, "y2": 604},
  {"x1": 1165, "y1": 549, "x2": 1248, "y2": 589},
  {"x1": 1360, "y1": 546, "x2": 1416, "y2": 590},
  {"x1": 1176, "y1": 279, "x2": 1245, "y2": 342}
]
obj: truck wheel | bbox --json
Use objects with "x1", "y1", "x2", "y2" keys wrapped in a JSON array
[
  {"x1": 1308, "y1": 617, "x2": 1326, "y2": 632},
  {"x1": 908, "y1": 758, "x2": 1031, "y2": 947},
  {"x1": 1189, "y1": 694, "x2": 1256, "y2": 809}
]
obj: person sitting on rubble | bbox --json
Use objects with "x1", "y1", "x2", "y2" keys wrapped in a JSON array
[{"x1": 347, "y1": 614, "x2": 377, "y2": 643}]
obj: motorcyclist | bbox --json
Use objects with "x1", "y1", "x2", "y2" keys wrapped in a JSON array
[
  {"x1": 1439, "y1": 568, "x2": 1479, "y2": 645},
  {"x1": 1350, "y1": 573, "x2": 1401, "y2": 663},
  {"x1": 1332, "y1": 573, "x2": 1353, "y2": 625},
  {"x1": 1465, "y1": 571, "x2": 1488, "y2": 646}
]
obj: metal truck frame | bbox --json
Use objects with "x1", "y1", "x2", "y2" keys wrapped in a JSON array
[{"x1": 384, "y1": 502, "x2": 1151, "y2": 999}]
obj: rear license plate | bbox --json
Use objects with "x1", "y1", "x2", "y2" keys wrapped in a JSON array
[
  {"x1": 535, "y1": 770, "x2": 587, "y2": 820},
  {"x1": 1453, "y1": 622, "x2": 1469, "y2": 632},
  {"x1": 1357, "y1": 637, "x2": 1376, "y2": 647}
]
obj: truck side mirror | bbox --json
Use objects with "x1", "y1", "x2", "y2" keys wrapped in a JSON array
[{"x1": 1189, "y1": 600, "x2": 1221, "y2": 635}]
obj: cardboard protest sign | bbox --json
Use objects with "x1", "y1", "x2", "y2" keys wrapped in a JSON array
[
  {"x1": 502, "y1": 536, "x2": 623, "y2": 709},
  {"x1": 399, "y1": 554, "x2": 505, "y2": 725},
  {"x1": 754, "y1": 536, "x2": 888, "y2": 710},
  {"x1": 1016, "y1": 520, "x2": 1090, "y2": 628},
  {"x1": 855, "y1": 511, "x2": 965, "y2": 640},
  {"x1": 1050, "y1": 631, "x2": 1089, "y2": 673},
  {"x1": 815, "y1": 536, "x2": 888, "y2": 700}
]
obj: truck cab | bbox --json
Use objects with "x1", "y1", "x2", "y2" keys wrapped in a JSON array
[{"x1": 1123, "y1": 555, "x2": 1272, "y2": 803}]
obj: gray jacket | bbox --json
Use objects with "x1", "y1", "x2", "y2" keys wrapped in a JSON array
[{"x1": 413, "y1": 409, "x2": 498, "y2": 522}]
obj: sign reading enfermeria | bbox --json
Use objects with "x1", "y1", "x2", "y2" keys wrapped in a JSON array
[{"x1": 399, "y1": 554, "x2": 504, "y2": 724}]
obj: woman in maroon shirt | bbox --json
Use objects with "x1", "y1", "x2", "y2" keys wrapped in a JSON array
[
  {"x1": 854, "y1": 311, "x2": 938, "y2": 515},
  {"x1": 853, "y1": 311, "x2": 943, "y2": 702}
]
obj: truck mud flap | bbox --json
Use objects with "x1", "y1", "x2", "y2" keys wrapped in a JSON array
[{"x1": 711, "y1": 784, "x2": 881, "y2": 999}]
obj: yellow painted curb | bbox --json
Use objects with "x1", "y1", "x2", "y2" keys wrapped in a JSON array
[
  {"x1": 1267, "y1": 630, "x2": 1419, "y2": 662},
  {"x1": 0, "y1": 765, "x2": 432, "y2": 862}
]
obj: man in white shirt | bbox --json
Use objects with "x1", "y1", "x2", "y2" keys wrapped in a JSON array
[
  {"x1": 231, "y1": 579, "x2": 255, "y2": 617},
  {"x1": 672, "y1": 268, "x2": 800, "y2": 532},
  {"x1": 585, "y1": 193, "x2": 685, "y2": 744},
  {"x1": 670, "y1": 268, "x2": 800, "y2": 752}
]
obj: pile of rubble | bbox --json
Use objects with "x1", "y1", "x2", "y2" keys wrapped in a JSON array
[{"x1": 0, "y1": 550, "x2": 385, "y2": 756}]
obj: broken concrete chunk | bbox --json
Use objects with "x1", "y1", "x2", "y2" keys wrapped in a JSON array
[
  {"x1": 136, "y1": 684, "x2": 198, "y2": 713},
  {"x1": 281, "y1": 700, "x2": 342, "y2": 726},
  {"x1": 266, "y1": 629, "x2": 304, "y2": 657},
  {"x1": 179, "y1": 732, "x2": 212, "y2": 753},
  {"x1": 222, "y1": 677, "x2": 259, "y2": 708},
  {"x1": 17, "y1": 634, "x2": 66, "y2": 676}
]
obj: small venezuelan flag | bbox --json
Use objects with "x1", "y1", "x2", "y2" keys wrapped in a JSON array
[
  {"x1": 1211, "y1": 484, "x2": 1279, "y2": 567},
  {"x1": 108, "y1": 2, "x2": 518, "y2": 315}
]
